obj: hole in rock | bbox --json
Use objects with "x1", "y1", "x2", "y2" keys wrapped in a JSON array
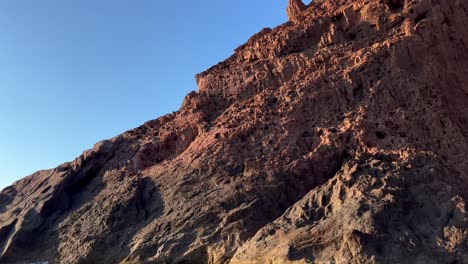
[
  {"x1": 301, "y1": 131, "x2": 313, "y2": 138},
  {"x1": 376, "y1": 131, "x2": 386, "y2": 139},
  {"x1": 240, "y1": 134, "x2": 247, "y2": 142},
  {"x1": 41, "y1": 186, "x2": 51, "y2": 194},
  {"x1": 415, "y1": 12, "x2": 428, "y2": 24},
  {"x1": 266, "y1": 96, "x2": 278, "y2": 106},
  {"x1": 385, "y1": 0, "x2": 405, "y2": 10}
]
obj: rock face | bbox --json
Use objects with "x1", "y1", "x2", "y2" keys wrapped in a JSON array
[
  {"x1": 1, "y1": 0, "x2": 468, "y2": 263},
  {"x1": 286, "y1": 0, "x2": 307, "y2": 21}
]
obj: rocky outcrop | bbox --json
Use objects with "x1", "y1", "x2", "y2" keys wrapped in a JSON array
[
  {"x1": 1, "y1": 0, "x2": 468, "y2": 263},
  {"x1": 286, "y1": 0, "x2": 307, "y2": 21},
  {"x1": 231, "y1": 154, "x2": 468, "y2": 263}
]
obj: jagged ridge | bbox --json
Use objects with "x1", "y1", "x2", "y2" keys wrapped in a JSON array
[{"x1": 1, "y1": 0, "x2": 468, "y2": 263}]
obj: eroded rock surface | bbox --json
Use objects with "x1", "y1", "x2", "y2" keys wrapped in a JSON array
[
  {"x1": 1, "y1": 0, "x2": 468, "y2": 263},
  {"x1": 286, "y1": 0, "x2": 307, "y2": 21}
]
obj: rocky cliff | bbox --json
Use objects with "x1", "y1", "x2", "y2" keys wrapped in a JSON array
[{"x1": 1, "y1": 0, "x2": 468, "y2": 263}]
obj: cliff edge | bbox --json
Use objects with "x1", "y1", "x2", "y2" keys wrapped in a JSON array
[{"x1": 1, "y1": 0, "x2": 468, "y2": 263}]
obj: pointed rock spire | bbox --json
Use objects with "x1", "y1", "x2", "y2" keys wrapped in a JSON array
[{"x1": 286, "y1": 0, "x2": 306, "y2": 21}]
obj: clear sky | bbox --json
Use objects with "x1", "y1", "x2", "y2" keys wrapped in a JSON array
[{"x1": 0, "y1": 1, "x2": 289, "y2": 190}]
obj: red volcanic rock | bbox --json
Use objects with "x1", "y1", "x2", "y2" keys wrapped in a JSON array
[
  {"x1": 286, "y1": 0, "x2": 307, "y2": 21},
  {"x1": 1, "y1": 0, "x2": 468, "y2": 263}
]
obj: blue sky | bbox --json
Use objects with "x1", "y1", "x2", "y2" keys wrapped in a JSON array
[{"x1": 0, "y1": 1, "x2": 289, "y2": 190}]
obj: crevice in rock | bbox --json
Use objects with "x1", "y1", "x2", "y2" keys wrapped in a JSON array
[
  {"x1": 0, "y1": 220, "x2": 17, "y2": 256},
  {"x1": 415, "y1": 11, "x2": 428, "y2": 24},
  {"x1": 385, "y1": 0, "x2": 405, "y2": 11}
]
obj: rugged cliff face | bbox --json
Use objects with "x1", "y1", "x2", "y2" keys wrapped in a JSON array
[{"x1": 1, "y1": 0, "x2": 468, "y2": 263}]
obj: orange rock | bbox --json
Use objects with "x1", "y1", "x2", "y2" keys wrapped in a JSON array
[
  {"x1": 1, "y1": 0, "x2": 468, "y2": 263},
  {"x1": 286, "y1": 0, "x2": 307, "y2": 21}
]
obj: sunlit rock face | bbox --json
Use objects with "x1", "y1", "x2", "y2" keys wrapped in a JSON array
[
  {"x1": 286, "y1": 0, "x2": 307, "y2": 21},
  {"x1": 1, "y1": 0, "x2": 468, "y2": 263}
]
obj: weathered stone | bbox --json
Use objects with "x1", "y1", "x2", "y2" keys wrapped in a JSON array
[
  {"x1": 286, "y1": 0, "x2": 307, "y2": 21},
  {"x1": 1, "y1": 0, "x2": 468, "y2": 263}
]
